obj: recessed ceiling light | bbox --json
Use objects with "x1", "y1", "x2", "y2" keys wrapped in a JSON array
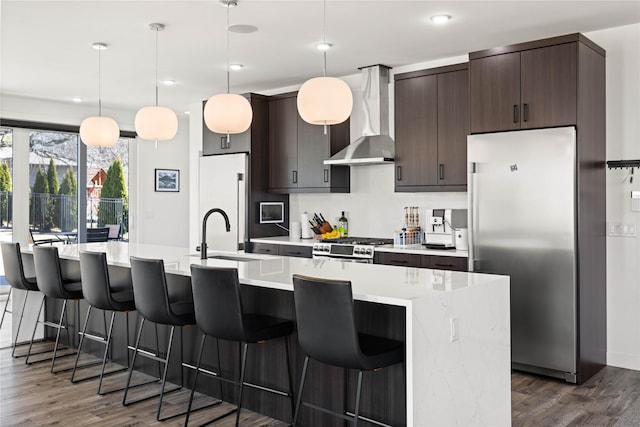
[
  {"x1": 218, "y1": 0, "x2": 237, "y2": 7},
  {"x1": 430, "y1": 15, "x2": 451, "y2": 24},
  {"x1": 71, "y1": 97, "x2": 83, "y2": 103},
  {"x1": 162, "y1": 79, "x2": 176, "y2": 86},
  {"x1": 228, "y1": 24, "x2": 258, "y2": 34},
  {"x1": 184, "y1": 111, "x2": 191, "y2": 115},
  {"x1": 92, "y1": 42, "x2": 108, "y2": 50},
  {"x1": 316, "y1": 42, "x2": 332, "y2": 51},
  {"x1": 229, "y1": 64, "x2": 243, "y2": 71}
]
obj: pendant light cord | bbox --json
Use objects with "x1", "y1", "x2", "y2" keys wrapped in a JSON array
[
  {"x1": 322, "y1": 0, "x2": 327, "y2": 78},
  {"x1": 98, "y1": 47, "x2": 102, "y2": 116},
  {"x1": 155, "y1": 26, "x2": 159, "y2": 107},
  {"x1": 226, "y1": 3, "x2": 230, "y2": 94}
]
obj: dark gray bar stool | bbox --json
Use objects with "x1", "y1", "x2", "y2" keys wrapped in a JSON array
[
  {"x1": 0, "y1": 242, "x2": 40, "y2": 358},
  {"x1": 125, "y1": 256, "x2": 217, "y2": 421},
  {"x1": 30, "y1": 245, "x2": 85, "y2": 373},
  {"x1": 71, "y1": 251, "x2": 136, "y2": 393},
  {"x1": 185, "y1": 265, "x2": 295, "y2": 427},
  {"x1": 291, "y1": 274, "x2": 404, "y2": 427}
]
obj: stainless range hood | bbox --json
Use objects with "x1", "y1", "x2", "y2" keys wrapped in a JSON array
[{"x1": 324, "y1": 65, "x2": 394, "y2": 166}]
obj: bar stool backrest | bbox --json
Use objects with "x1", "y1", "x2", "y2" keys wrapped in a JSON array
[
  {"x1": 129, "y1": 256, "x2": 173, "y2": 325},
  {"x1": 292, "y1": 274, "x2": 363, "y2": 370},
  {"x1": 33, "y1": 246, "x2": 73, "y2": 299},
  {"x1": 1, "y1": 242, "x2": 38, "y2": 291},
  {"x1": 79, "y1": 251, "x2": 115, "y2": 310},
  {"x1": 190, "y1": 265, "x2": 246, "y2": 341}
]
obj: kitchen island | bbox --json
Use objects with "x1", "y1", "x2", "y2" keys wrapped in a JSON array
[{"x1": 22, "y1": 242, "x2": 510, "y2": 426}]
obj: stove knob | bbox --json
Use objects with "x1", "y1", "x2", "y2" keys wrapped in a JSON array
[{"x1": 366, "y1": 248, "x2": 373, "y2": 255}]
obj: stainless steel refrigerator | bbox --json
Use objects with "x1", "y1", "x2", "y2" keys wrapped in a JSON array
[
  {"x1": 198, "y1": 153, "x2": 248, "y2": 253},
  {"x1": 468, "y1": 126, "x2": 578, "y2": 382}
]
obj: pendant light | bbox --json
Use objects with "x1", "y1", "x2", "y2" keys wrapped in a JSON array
[
  {"x1": 80, "y1": 43, "x2": 120, "y2": 147},
  {"x1": 297, "y1": 0, "x2": 353, "y2": 129},
  {"x1": 203, "y1": 0, "x2": 253, "y2": 138},
  {"x1": 134, "y1": 23, "x2": 178, "y2": 145}
]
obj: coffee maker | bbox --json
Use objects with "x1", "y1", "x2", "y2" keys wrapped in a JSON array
[{"x1": 424, "y1": 209, "x2": 467, "y2": 248}]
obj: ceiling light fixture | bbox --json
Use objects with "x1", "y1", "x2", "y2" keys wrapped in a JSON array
[
  {"x1": 203, "y1": 0, "x2": 253, "y2": 138},
  {"x1": 72, "y1": 97, "x2": 83, "y2": 103},
  {"x1": 297, "y1": 0, "x2": 352, "y2": 133},
  {"x1": 228, "y1": 63, "x2": 244, "y2": 71},
  {"x1": 135, "y1": 23, "x2": 178, "y2": 147},
  {"x1": 430, "y1": 15, "x2": 451, "y2": 24},
  {"x1": 315, "y1": 42, "x2": 332, "y2": 51},
  {"x1": 79, "y1": 42, "x2": 120, "y2": 147},
  {"x1": 162, "y1": 79, "x2": 176, "y2": 86}
]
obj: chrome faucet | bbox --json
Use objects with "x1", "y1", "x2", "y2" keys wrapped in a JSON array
[{"x1": 201, "y1": 208, "x2": 231, "y2": 260}]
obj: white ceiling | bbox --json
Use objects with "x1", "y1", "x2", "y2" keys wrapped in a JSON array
[{"x1": 1, "y1": 0, "x2": 639, "y2": 118}]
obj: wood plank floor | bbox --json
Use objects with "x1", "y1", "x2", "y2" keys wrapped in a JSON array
[{"x1": 3, "y1": 343, "x2": 640, "y2": 426}]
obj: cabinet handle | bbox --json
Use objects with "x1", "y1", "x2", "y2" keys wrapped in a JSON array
[
  {"x1": 393, "y1": 259, "x2": 408, "y2": 264},
  {"x1": 439, "y1": 164, "x2": 445, "y2": 180},
  {"x1": 435, "y1": 263, "x2": 454, "y2": 268},
  {"x1": 323, "y1": 168, "x2": 329, "y2": 183},
  {"x1": 513, "y1": 105, "x2": 519, "y2": 123},
  {"x1": 292, "y1": 170, "x2": 298, "y2": 184},
  {"x1": 397, "y1": 166, "x2": 402, "y2": 181},
  {"x1": 523, "y1": 103, "x2": 529, "y2": 122}
]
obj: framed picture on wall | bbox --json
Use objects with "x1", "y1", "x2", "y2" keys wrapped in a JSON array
[{"x1": 155, "y1": 169, "x2": 180, "y2": 192}]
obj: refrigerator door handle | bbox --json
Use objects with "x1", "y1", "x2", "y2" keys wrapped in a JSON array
[{"x1": 468, "y1": 162, "x2": 476, "y2": 272}]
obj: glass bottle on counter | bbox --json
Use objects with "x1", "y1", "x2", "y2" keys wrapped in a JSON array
[{"x1": 338, "y1": 211, "x2": 349, "y2": 237}]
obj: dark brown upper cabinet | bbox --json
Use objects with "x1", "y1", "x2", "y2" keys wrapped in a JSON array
[
  {"x1": 469, "y1": 34, "x2": 602, "y2": 134},
  {"x1": 268, "y1": 92, "x2": 350, "y2": 193},
  {"x1": 394, "y1": 63, "x2": 469, "y2": 192}
]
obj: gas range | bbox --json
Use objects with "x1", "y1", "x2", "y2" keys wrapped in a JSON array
[{"x1": 312, "y1": 237, "x2": 393, "y2": 263}]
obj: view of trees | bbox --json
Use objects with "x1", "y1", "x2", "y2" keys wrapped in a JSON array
[
  {"x1": 31, "y1": 156, "x2": 127, "y2": 232},
  {"x1": 0, "y1": 162, "x2": 12, "y2": 227},
  {"x1": 97, "y1": 157, "x2": 128, "y2": 228}
]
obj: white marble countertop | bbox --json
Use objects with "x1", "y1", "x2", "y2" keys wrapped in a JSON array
[
  {"x1": 251, "y1": 236, "x2": 469, "y2": 258},
  {"x1": 26, "y1": 242, "x2": 488, "y2": 307}
]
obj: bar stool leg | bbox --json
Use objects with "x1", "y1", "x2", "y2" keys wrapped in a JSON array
[
  {"x1": 97, "y1": 311, "x2": 116, "y2": 394},
  {"x1": 284, "y1": 335, "x2": 295, "y2": 419},
  {"x1": 25, "y1": 294, "x2": 46, "y2": 365},
  {"x1": 235, "y1": 342, "x2": 249, "y2": 427},
  {"x1": 185, "y1": 334, "x2": 207, "y2": 426},
  {"x1": 354, "y1": 370, "x2": 363, "y2": 427},
  {"x1": 11, "y1": 289, "x2": 29, "y2": 358},
  {"x1": 0, "y1": 287, "x2": 11, "y2": 328},
  {"x1": 216, "y1": 338, "x2": 224, "y2": 402},
  {"x1": 156, "y1": 325, "x2": 176, "y2": 421},
  {"x1": 71, "y1": 305, "x2": 93, "y2": 382},
  {"x1": 123, "y1": 317, "x2": 146, "y2": 405},
  {"x1": 50, "y1": 299, "x2": 68, "y2": 373},
  {"x1": 292, "y1": 355, "x2": 310, "y2": 427}
]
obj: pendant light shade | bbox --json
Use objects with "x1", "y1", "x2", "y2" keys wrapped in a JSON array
[
  {"x1": 297, "y1": 76, "x2": 353, "y2": 125},
  {"x1": 204, "y1": 0, "x2": 252, "y2": 135},
  {"x1": 203, "y1": 93, "x2": 252, "y2": 134},
  {"x1": 297, "y1": 0, "x2": 352, "y2": 127},
  {"x1": 81, "y1": 42, "x2": 120, "y2": 147},
  {"x1": 135, "y1": 23, "x2": 178, "y2": 142},
  {"x1": 80, "y1": 116, "x2": 120, "y2": 147},
  {"x1": 135, "y1": 105, "x2": 178, "y2": 140}
]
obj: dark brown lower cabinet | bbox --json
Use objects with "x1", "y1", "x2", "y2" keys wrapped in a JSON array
[
  {"x1": 375, "y1": 251, "x2": 468, "y2": 271},
  {"x1": 250, "y1": 242, "x2": 312, "y2": 258}
]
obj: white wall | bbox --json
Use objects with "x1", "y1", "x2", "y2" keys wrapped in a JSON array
[{"x1": 587, "y1": 24, "x2": 640, "y2": 371}]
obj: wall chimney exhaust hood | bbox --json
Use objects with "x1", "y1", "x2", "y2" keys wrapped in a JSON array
[{"x1": 324, "y1": 65, "x2": 394, "y2": 166}]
